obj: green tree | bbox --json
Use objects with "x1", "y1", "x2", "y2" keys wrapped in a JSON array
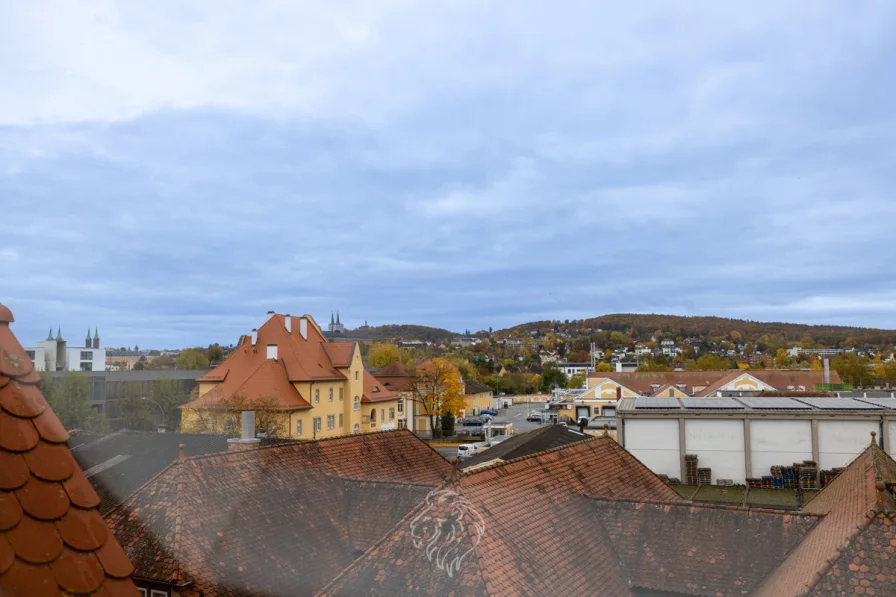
[
  {"x1": 207, "y1": 344, "x2": 224, "y2": 363},
  {"x1": 40, "y1": 372, "x2": 92, "y2": 429},
  {"x1": 541, "y1": 364, "x2": 568, "y2": 389},
  {"x1": 567, "y1": 373, "x2": 586, "y2": 388},
  {"x1": 367, "y1": 343, "x2": 401, "y2": 368},
  {"x1": 695, "y1": 354, "x2": 734, "y2": 371},
  {"x1": 176, "y1": 348, "x2": 210, "y2": 370},
  {"x1": 831, "y1": 353, "x2": 875, "y2": 387},
  {"x1": 152, "y1": 377, "x2": 192, "y2": 430}
]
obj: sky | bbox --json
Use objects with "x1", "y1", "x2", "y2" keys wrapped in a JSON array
[{"x1": 2, "y1": 2, "x2": 896, "y2": 348}]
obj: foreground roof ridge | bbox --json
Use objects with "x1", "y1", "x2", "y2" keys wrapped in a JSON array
[
  {"x1": 179, "y1": 428, "x2": 418, "y2": 465},
  {"x1": 589, "y1": 495, "x2": 826, "y2": 518},
  {"x1": 459, "y1": 433, "x2": 602, "y2": 477}
]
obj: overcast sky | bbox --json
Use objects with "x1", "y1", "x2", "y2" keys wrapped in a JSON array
[{"x1": 2, "y1": 2, "x2": 896, "y2": 348}]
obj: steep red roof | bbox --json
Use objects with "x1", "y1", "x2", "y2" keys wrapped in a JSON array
[
  {"x1": 189, "y1": 314, "x2": 345, "y2": 410},
  {"x1": 373, "y1": 362, "x2": 415, "y2": 392},
  {"x1": 322, "y1": 342, "x2": 355, "y2": 368},
  {"x1": 0, "y1": 304, "x2": 138, "y2": 597},
  {"x1": 322, "y1": 436, "x2": 683, "y2": 597},
  {"x1": 361, "y1": 370, "x2": 398, "y2": 403},
  {"x1": 755, "y1": 438, "x2": 896, "y2": 596},
  {"x1": 105, "y1": 430, "x2": 453, "y2": 596}
]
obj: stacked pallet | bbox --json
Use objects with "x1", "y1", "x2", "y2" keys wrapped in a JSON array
[
  {"x1": 685, "y1": 454, "x2": 699, "y2": 485},
  {"x1": 696, "y1": 468, "x2": 712, "y2": 485},
  {"x1": 796, "y1": 460, "x2": 818, "y2": 489},
  {"x1": 819, "y1": 467, "x2": 843, "y2": 488}
]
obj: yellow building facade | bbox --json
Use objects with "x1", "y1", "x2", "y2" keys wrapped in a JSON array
[{"x1": 181, "y1": 313, "x2": 403, "y2": 438}]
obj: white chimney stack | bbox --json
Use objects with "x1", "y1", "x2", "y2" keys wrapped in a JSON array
[
  {"x1": 266, "y1": 344, "x2": 278, "y2": 360},
  {"x1": 251, "y1": 329, "x2": 258, "y2": 346},
  {"x1": 299, "y1": 317, "x2": 308, "y2": 340},
  {"x1": 284, "y1": 314, "x2": 291, "y2": 333},
  {"x1": 227, "y1": 411, "x2": 261, "y2": 450}
]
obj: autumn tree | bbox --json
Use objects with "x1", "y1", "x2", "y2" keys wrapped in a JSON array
[
  {"x1": 367, "y1": 342, "x2": 401, "y2": 368},
  {"x1": 695, "y1": 354, "x2": 734, "y2": 371},
  {"x1": 541, "y1": 364, "x2": 569, "y2": 390},
  {"x1": 831, "y1": 353, "x2": 875, "y2": 388},
  {"x1": 207, "y1": 344, "x2": 225, "y2": 363},
  {"x1": 409, "y1": 358, "x2": 465, "y2": 438}
]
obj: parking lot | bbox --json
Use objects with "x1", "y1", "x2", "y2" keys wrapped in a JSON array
[{"x1": 434, "y1": 401, "x2": 553, "y2": 460}]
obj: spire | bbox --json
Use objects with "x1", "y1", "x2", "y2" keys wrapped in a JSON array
[
  {"x1": 48, "y1": 328, "x2": 53, "y2": 340},
  {"x1": 56, "y1": 327, "x2": 62, "y2": 341},
  {"x1": 336, "y1": 311, "x2": 341, "y2": 325},
  {"x1": 86, "y1": 327, "x2": 91, "y2": 346},
  {"x1": 331, "y1": 311, "x2": 335, "y2": 325},
  {"x1": 93, "y1": 328, "x2": 100, "y2": 349}
]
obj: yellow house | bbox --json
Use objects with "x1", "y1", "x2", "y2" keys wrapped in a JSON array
[
  {"x1": 463, "y1": 379, "x2": 495, "y2": 416},
  {"x1": 182, "y1": 313, "x2": 403, "y2": 438}
]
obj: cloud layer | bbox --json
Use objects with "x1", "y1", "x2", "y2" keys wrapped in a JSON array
[{"x1": 2, "y1": 2, "x2": 896, "y2": 346}]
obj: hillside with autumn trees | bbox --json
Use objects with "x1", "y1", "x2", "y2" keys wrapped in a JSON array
[{"x1": 499, "y1": 313, "x2": 896, "y2": 348}]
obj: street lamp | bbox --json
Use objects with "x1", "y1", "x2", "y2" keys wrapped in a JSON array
[{"x1": 140, "y1": 397, "x2": 166, "y2": 428}]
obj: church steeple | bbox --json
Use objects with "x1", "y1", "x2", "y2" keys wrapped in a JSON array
[
  {"x1": 93, "y1": 328, "x2": 100, "y2": 349},
  {"x1": 56, "y1": 327, "x2": 62, "y2": 341},
  {"x1": 331, "y1": 311, "x2": 335, "y2": 325},
  {"x1": 336, "y1": 311, "x2": 341, "y2": 325},
  {"x1": 47, "y1": 328, "x2": 53, "y2": 341},
  {"x1": 86, "y1": 327, "x2": 92, "y2": 347}
]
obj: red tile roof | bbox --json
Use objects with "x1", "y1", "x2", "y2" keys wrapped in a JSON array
[
  {"x1": 105, "y1": 430, "x2": 453, "y2": 596},
  {"x1": 361, "y1": 370, "x2": 398, "y2": 403},
  {"x1": 594, "y1": 498, "x2": 819, "y2": 596},
  {"x1": 373, "y1": 362, "x2": 415, "y2": 392},
  {"x1": 189, "y1": 314, "x2": 346, "y2": 410},
  {"x1": 322, "y1": 436, "x2": 683, "y2": 597},
  {"x1": 0, "y1": 304, "x2": 138, "y2": 597},
  {"x1": 588, "y1": 370, "x2": 841, "y2": 396},
  {"x1": 755, "y1": 439, "x2": 896, "y2": 597}
]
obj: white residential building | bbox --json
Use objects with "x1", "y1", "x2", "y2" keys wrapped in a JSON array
[{"x1": 24, "y1": 328, "x2": 106, "y2": 372}]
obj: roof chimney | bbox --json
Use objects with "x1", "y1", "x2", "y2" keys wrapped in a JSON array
[
  {"x1": 299, "y1": 317, "x2": 308, "y2": 340},
  {"x1": 251, "y1": 329, "x2": 258, "y2": 346},
  {"x1": 284, "y1": 314, "x2": 292, "y2": 333},
  {"x1": 178, "y1": 443, "x2": 185, "y2": 462},
  {"x1": 227, "y1": 411, "x2": 261, "y2": 451}
]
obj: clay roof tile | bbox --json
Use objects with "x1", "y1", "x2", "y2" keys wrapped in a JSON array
[{"x1": 0, "y1": 304, "x2": 138, "y2": 596}]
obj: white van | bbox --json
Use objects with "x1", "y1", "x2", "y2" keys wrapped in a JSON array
[{"x1": 457, "y1": 444, "x2": 476, "y2": 460}]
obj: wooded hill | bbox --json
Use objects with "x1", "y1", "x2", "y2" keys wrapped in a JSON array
[{"x1": 500, "y1": 313, "x2": 896, "y2": 348}]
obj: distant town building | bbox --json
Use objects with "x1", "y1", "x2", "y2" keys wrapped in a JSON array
[
  {"x1": 556, "y1": 361, "x2": 593, "y2": 378},
  {"x1": 24, "y1": 327, "x2": 106, "y2": 372},
  {"x1": 789, "y1": 346, "x2": 846, "y2": 358}
]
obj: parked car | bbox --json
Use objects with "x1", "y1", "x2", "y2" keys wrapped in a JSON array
[
  {"x1": 526, "y1": 412, "x2": 549, "y2": 422},
  {"x1": 480, "y1": 409, "x2": 498, "y2": 416},
  {"x1": 457, "y1": 444, "x2": 475, "y2": 460}
]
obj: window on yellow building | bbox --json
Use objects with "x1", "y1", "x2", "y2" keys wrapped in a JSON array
[
  {"x1": 355, "y1": 371, "x2": 359, "y2": 381},
  {"x1": 327, "y1": 415, "x2": 335, "y2": 430},
  {"x1": 313, "y1": 417, "x2": 321, "y2": 433},
  {"x1": 353, "y1": 396, "x2": 359, "y2": 411},
  {"x1": 339, "y1": 413, "x2": 343, "y2": 427},
  {"x1": 389, "y1": 407, "x2": 395, "y2": 420},
  {"x1": 329, "y1": 388, "x2": 334, "y2": 401},
  {"x1": 296, "y1": 420, "x2": 302, "y2": 436},
  {"x1": 314, "y1": 388, "x2": 319, "y2": 403},
  {"x1": 381, "y1": 408, "x2": 385, "y2": 422},
  {"x1": 353, "y1": 424, "x2": 359, "y2": 434},
  {"x1": 397, "y1": 398, "x2": 403, "y2": 414},
  {"x1": 339, "y1": 387, "x2": 344, "y2": 400},
  {"x1": 370, "y1": 408, "x2": 376, "y2": 422}
]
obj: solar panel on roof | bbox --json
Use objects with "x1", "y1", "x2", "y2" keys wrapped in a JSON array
[
  {"x1": 680, "y1": 398, "x2": 744, "y2": 409},
  {"x1": 853, "y1": 397, "x2": 896, "y2": 409},
  {"x1": 633, "y1": 397, "x2": 681, "y2": 409},
  {"x1": 794, "y1": 397, "x2": 883, "y2": 410},
  {"x1": 737, "y1": 397, "x2": 812, "y2": 410}
]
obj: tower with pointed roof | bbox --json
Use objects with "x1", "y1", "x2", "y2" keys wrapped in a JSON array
[
  {"x1": 86, "y1": 327, "x2": 92, "y2": 347},
  {"x1": 328, "y1": 310, "x2": 345, "y2": 334},
  {"x1": 93, "y1": 327, "x2": 100, "y2": 349}
]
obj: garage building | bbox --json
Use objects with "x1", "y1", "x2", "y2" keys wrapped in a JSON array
[{"x1": 617, "y1": 395, "x2": 896, "y2": 485}]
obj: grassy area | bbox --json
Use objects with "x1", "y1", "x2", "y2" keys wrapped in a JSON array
[{"x1": 670, "y1": 484, "x2": 819, "y2": 509}]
